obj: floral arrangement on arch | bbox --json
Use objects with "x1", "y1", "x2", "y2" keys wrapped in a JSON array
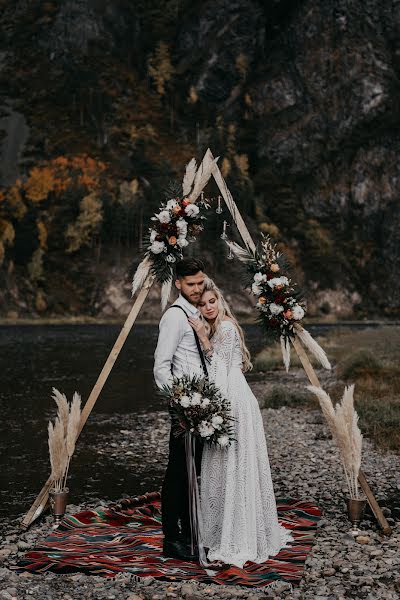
[
  {"x1": 249, "y1": 235, "x2": 306, "y2": 339},
  {"x1": 161, "y1": 374, "x2": 235, "y2": 447},
  {"x1": 148, "y1": 194, "x2": 207, "y2": 270},
  {"x1": 131, "y1": 156, "x2": 216, "y2": 309},
  {"x1": 228, "y1": 235, "x2": 331, "y2": 372}
]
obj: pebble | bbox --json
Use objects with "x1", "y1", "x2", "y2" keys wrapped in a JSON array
[
  {"x1": 0, "y1": 405, "x2": 398, "y2": 600},
  {"x1": 355, "y1": 535, "x2": 370, "y2": 544}
]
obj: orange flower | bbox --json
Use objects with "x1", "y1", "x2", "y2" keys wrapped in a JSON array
[
  {"x1": 275, "y1": 283, "x2": 284, "y2": 291},
  {"x1": 172, "y1": 206, "x2": 181, "y2": 215},
  {"x1": 284, "y1": 309, "x2": 293, "y2": 319},
  {"x1": 270, "y1": 263, "x2": 280, "y2": 273},
  {"x1": 258, "y1": 297, "x2": 267, "y2": 305},
  {"x1": 168, "y1": 236, "x2": 177, "y2": 245}
]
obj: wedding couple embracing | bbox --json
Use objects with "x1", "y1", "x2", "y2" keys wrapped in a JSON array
[{"x1": 154, "y1": 258, "x2": 293, "y2": 568}]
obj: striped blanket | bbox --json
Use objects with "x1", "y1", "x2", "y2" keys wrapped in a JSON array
[{"x1": 15, "y1": 492, "x2": 321, "y2": 588}]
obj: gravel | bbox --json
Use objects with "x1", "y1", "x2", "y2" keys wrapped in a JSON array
[{"x1": 1, "y1": 389, "x2": 399, "y2": 600}]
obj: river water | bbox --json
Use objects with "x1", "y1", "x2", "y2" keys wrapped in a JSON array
[
  {"x1": 1, "y1": 323, "x2": 269, "y2": 531},
  {"x1": 0, "y1": 321, "x2": 381, "y2": 531}
]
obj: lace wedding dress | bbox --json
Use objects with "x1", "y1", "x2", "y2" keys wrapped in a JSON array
[{"x1": 200, "y1": 321, "x2": 293, "y2": 568}]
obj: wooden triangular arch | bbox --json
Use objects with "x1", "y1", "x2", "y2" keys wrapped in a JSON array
[{"x1": 20, "y1": 149, "x2": 391, "y2": 534}]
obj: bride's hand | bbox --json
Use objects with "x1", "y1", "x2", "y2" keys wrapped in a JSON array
[{"x1": 188, "y1": 316, "x2": 207, "y2": 342}]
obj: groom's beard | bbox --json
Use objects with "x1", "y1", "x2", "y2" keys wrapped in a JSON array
[{"x1": 180, "y1": 289, "x2": 202, "y2": 306}]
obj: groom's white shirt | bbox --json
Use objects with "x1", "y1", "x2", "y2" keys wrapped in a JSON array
[{"x1": 153, "y1": 294, "x2": 204, "y2": 389}]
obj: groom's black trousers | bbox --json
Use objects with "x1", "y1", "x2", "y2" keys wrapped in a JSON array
[{"x1": 161, "y1": 411, "x2": 203, "y2": 541}]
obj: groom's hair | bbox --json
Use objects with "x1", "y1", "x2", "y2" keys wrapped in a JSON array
[{"x1": 175, "y1": 258, "x2": 205, "y2": 279}]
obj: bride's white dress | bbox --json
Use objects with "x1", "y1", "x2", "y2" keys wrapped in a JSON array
[{"x1": 200, "y1": 321, "x2": 293, "y2": 568}]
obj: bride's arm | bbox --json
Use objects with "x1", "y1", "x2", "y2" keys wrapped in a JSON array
[{"x1": 187, "y1": 316, "x2": 214, "y2": 361}]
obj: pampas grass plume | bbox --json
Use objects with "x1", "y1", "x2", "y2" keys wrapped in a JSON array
[
  {"x1": 47, "y1": 389, "x2": 82, "y2": 493},
  {"x1": 51, "y1": 387, "x2": 69, "y2": 437},
  {"x1": 67, "y1": 392, "x2": 81, "y2": 458},
  {"x1": 307, "y1": 384, "x2": 363, "y2": 499},
  {"x1": 182, "y1": 158, "x2": 197, "y2": 197}
]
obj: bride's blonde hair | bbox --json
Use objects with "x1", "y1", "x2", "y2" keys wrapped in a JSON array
[{"x1": 201, "y1": 278, "x2": 253, "y2": 372}]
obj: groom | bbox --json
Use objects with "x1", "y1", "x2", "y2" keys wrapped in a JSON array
[{"x1": 154, "y1": 257, "x2": 207, "y2": 561}]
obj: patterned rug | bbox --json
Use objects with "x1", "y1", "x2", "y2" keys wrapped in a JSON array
[{"x1": 15, "y1": 492, "x2": 321, "y2": 588}]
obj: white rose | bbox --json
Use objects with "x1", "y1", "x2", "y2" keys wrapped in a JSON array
[
  {"x1": 199, "y1": 421, "x2": 215, "y2": 438},
  {"x1": 150, "y1": 241, "x2": 166, "y2": 254},
  {"x1": 201, "y1": 398, "x2": 210, "y2": 408},
  {"x1": 269, "y1": 303, "x2": 284, "y2": 315},
  {"x1": 157, "y1": 210, "x2": 171, "y2": 224},
  {"x1": 217, "y1": 435, "x2": 229, "y2": 447},
  {"x1": 267, "y1": 276, "x2": 288, "y2": 289},
  {"x1": 177, "y1": 237, "x2": 189, "y2": 248},
  {"x1": 253, "y1": 272, "x2": 266, "y2": 284},
  {"x1": 180, "y1": 395, "x2": 191, "y2": 408},
  {"x1": 191, "y1": 392, "x2": 202, "y2": 406},
  {"x1": 184, "y1": 203, "x2": 200, "y2": 217},
  {"x1": 292, "y1": 305, "x2": 305, "y2": 320},
  {"x1": 176, "y1": 218, "x2": 187, "y2": 235},
  {"x1": 211, "y1": 415, "x2": 223, "y2": 429},
  {"x1": 150, "y1": 229, "x2": 158, "y2": 242},
  {"x1": 252, "y1": 282, "x2": 262, "y2": 296},
  {"x1": 166, "y1": 199, "x2": 178, "y2": 209}
]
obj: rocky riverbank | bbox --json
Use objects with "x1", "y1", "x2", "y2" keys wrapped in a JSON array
[{"x1": 1, "y1": 390, "x2": 399, "y2": 600}]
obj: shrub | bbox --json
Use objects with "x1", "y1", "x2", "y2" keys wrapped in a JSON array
[
  {"x1": 338, "y1": 349, "x2": 382, "y2": 380},
  {"x1": 262, "y1": 385, "x2": 311, "y2": 409}
]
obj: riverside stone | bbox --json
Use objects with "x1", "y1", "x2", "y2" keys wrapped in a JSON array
[{"x1": 0, "y1": 405, "x2": 399, "y2": 600}]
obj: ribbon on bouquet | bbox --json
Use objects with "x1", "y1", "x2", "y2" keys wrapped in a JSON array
[{"x1": 184, "y1": 432, "x2": 216, "y2": 575}]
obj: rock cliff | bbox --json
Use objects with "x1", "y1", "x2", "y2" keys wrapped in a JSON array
[{"x1": 1, "y1": 0, "x2": 399, "y2": 318}]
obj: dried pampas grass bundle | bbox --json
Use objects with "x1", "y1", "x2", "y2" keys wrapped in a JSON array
[
  {"x1": 48, "y1": 418, "x2": 68, "y2": 492},
  {"x1": 307, "y1": 384, "x2": 363, "y2": 499},
  {"x1": 47, "y1": 388, "x2": 82, "y2": 493}
]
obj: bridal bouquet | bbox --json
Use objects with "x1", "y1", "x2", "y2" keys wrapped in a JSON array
[{"x1": 161, "y1": 374, "x2": 235, "y2": 447}]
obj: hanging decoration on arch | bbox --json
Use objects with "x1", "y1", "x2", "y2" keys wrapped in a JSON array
[
  {"x1": 227, "y1": 235, "x2": 331, "y2": 372},
  {"x1": 131, "y1": 155, "x2": 217, "y2": 310}
]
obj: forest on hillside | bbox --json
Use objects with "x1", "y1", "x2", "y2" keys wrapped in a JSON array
[{"x1": 1, "y1": 0, "x2": 399, "y2": 319}]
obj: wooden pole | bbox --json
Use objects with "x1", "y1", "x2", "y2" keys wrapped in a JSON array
[
  {"x1": 20, "y1": 273, "x2": 156, "y2": 530},
  {"x1": 210, "y1": 156, "x2": 256, "y2": 254},
  {"x1": 210, "y1": 156, "x2": 391, "y2": 535}
]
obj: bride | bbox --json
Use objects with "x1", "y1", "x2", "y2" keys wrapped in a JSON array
[{"x1": 188, "y1": 278, "x2": 293, "y2": 568}]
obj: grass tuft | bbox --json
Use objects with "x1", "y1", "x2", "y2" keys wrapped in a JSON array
[
  {"x1": 338, "y1": 349, "x2": 382, "y2": 380},
  {"x1": 262, "y1": 385, "x2": 314, "y2": 409}
]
